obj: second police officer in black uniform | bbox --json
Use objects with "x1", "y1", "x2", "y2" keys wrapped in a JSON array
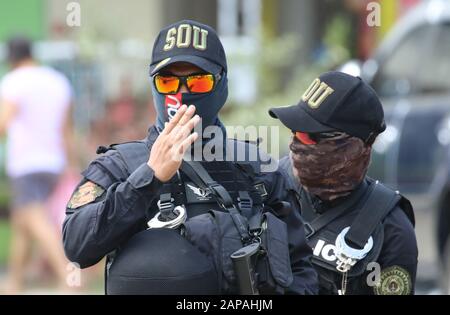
[
  {"x1": 270, "y1": 71, "x2": 418, "y2": 295},
  {"x1": 63, "y1": 20, "x2": 318, "y2": 295}
]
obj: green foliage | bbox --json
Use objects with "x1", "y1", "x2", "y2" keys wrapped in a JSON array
[
  {"x1": 0, "y1": 178, "x2": 10, "y2": 211},
  {"x1": 0, "y1": 220, "x2": 11, "y2": 265},
  {"x1": 322, "y1": 14, "x2": 352, "y2": 67},
  {"x1": 0, "y1": 0, "x2": 45, "y2": 41}
]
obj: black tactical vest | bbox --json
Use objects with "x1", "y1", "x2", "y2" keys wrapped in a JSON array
[
  {"x1": 92, "y1": 135, "x2": 272, "y2": 294},
  {"x1": 100, "y1": 138, "x2": 268, "y2": 221},
  {"x1": 299, "y1": 180, "x2": 384, "y2": 294}
]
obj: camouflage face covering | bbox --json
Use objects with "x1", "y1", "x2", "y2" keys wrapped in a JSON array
[{"x1": 289, "y1": 133, "x2": 371, "y2": 201}]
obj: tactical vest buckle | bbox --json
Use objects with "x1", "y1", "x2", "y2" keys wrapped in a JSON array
[
  {"x1": 334, "y1": 226, "x2": 373, "y2": 273},
  {"x1": 157, "y1": 192, "x2": 177, "y2": 220},
  {"x1": 157, "y1": 198, "x2": 175, "y2": 213},
  {"x1": 238, "y1": 191, "x2": 253, "y2": 214}
]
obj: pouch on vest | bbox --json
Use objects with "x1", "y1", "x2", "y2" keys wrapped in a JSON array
[
  {"x1": 182, "y1": 209, "x2": 293, "y2": 294},
  {"x1": 180, "y1": 161, "x2": 293, "y2": 294}
]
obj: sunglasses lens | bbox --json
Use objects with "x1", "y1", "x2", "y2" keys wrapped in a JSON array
[
  {"x1": 187, "y1": 74, "x2": 215, "y2": 93},
  {"x1": 295, "y1": 132, "x2": 317, "y2": 145},
  {"x1": 155, "y1": 76, "x2": 180, "y2": 94},
  {"x1": 319, "y1": 132, "x2": 345, "y2": 139}
]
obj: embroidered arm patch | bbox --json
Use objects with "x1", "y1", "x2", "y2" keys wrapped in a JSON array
[
  {"x1": 373, "y1": 266, "x2": 412, "y2": 295},
  {"x1": 67, "y1": 181, "x2": 105, "y2": 209}
]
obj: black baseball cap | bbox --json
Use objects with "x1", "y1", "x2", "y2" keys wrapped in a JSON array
[
  {"x1": 269, "y1": 71, "x2": 386, "y2": 143},
  {"x1": 149, "y1": 20, "x2": 227, "y2": 76}
]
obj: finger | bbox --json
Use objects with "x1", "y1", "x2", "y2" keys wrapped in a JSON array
[
  {"x1": 174, "y1": 115, "x2": 201, "y2": 142},
  {"x1": 178, "y1": 132, "x2": 199, "y2": 156},
  {"x1": 171, "y1": 132, "x2": 199, "y2": 163},
  {"x1": 169, "y1": 106, "x2": 197, "y2": 141},
  {"x1": 171, "y1": 131, "x2": 197, "y2": 162},
  {"x1": 170, "y1": 144, "x2": 184, "y2": 163},
  {"x1": 177, "y1": 105, "x2": 196, "y2": 127},
  {"x1": 160, "y1": 104, "x2": 187, "y2": 136},
  {"x1": 187, "y1": 114, "x2": 201, "y2": 131}
]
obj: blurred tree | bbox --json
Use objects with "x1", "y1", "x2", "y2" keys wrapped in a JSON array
[
  {"x1": 0, "y1": 0, "x2": 45, "y2": 41},
  {"x1": 222, "y1": 8, "x2": 352, "y2": 157}
]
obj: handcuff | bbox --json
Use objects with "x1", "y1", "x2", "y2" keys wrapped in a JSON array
[
  {"x1": 147, "y1": 205, "x2": 187, "y2": 229},
  {"x1": 334, "y1": 226, "x2": 373, "y2": 273}
]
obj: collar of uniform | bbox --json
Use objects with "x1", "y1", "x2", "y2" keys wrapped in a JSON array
[{"x1": 307, "y1": 179, "x2": 369, "y2": 214}]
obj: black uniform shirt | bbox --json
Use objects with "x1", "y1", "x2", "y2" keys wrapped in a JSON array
[
  {"x1": 63, "y1": 126, "x2": 319, "y2": 294},
  {"x1": 279, "y1": 155, "x2": 418, "y2": 295}
]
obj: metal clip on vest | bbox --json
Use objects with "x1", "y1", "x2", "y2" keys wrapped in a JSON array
[
  {"x1": 334, "y1": 226, "x2": 373, "y2": 273},
  {"x1": 147, "y1": 201, "x2": 187, "y2": 229}
]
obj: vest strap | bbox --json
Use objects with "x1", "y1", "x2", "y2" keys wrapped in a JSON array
[
  {"x1": 180, "y1": 160, "x2": 252, "y2": 244},
  {"x1": 300, "y1": 184, "x2": 370, "y2": 240},
  {"x1": 238, "y1": 191, "x2": 253, "y2": 218},
  {"x1": 345, "y1": 181, "x2": 401, "y2": 249}
]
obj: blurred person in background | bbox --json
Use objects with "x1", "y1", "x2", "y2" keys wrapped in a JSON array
[{"x1": 0, "y1": 37, "x2": 75, "y2": 294}]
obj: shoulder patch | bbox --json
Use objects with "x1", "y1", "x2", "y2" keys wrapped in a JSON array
[
  {"x1": 374, "y1": 266, "x2": 412, "y2": 295},
  {"x1": 68, "y1": 181, "x2": 105, "y2": 209}
]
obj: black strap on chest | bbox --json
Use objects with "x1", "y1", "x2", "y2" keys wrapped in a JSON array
[
  {"x1": 180, "y1": 160, "x2": 253, "y2": 244},
  {"x1": 302, "y1": 181, "x2": 400, "y2": 249},
  {"x1": 345, "y1": 182, "x2": 400, "y2": 249},
  {"x1": 299, "y1": 185, "x2": 368, "y2": 240},
  {"x1": 283, "y1": 155, "x2": 403, "y2": 248}
]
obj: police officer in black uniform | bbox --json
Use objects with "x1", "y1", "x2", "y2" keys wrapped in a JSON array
[
  {"x1": 269, "y1": 71, "x2": 418, "y2": 295},
  {"x1": 63, "y1": 20, "x2": 317, "y2": 295}
]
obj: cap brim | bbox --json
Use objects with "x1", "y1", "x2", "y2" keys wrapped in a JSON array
[
  {"x1": 150, "y1": 55, "x2": 222, "y2": 76},
  {"x1": 269, "y1": 105, "x2": 336, "y2": 133}
]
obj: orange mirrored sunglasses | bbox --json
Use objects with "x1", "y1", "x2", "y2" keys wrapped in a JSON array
[
  {"x1": 295, "y1": 131, "x2": 345, "y2": 145},
  {"x1": 154, "y1": 73, "x2": 220, "y2": 94}
]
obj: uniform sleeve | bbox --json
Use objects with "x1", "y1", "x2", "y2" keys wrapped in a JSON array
[
  {"x1": 261, "y1": 168, "x2": 319, "y2": 295},
  {"x1": 377, "y1": 206, "x2": 418, "y2": 294},
  {"x1": 62, "y1": 153, "x2": 163, "y2": 268}
]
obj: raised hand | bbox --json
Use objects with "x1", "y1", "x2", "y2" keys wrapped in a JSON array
[{"x1": 147, "y1": 105, "x2": 200, "y2": 182}]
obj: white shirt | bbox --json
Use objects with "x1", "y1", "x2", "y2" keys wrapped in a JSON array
[{"x1": 0, "y1": 65, "x2": 72, "y2": 178}]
